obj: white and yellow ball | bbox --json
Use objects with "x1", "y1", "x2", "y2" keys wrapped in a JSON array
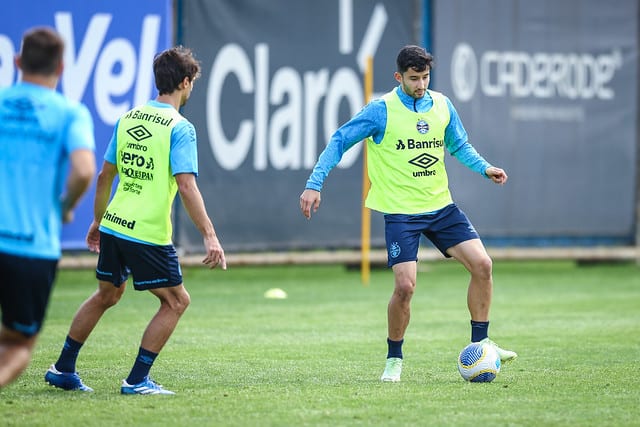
[{"x1": 457, "y1": 342, "x2": 501, "y2": 382}]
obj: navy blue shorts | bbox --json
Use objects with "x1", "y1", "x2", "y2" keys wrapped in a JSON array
[
  {"x1": 384, "y1": 204, "x2": 480, "y2": 267},
  {"x1": 96, "y1": 232, "x2": 183, "y2": 290},
  {"x1": 0, "y1": 251, "x2": 58, "y2": 337}
]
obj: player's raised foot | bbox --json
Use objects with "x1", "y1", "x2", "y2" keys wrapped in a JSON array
[
  {"x1": 121, "y1": 377, "x2": 175, "y2": 395},
  {"x1": 44, "y1": 364, "x2": 93, "y2": 392},
  {"x1": 479, "y1": 337, "x2": 518, "y2": 362},
  {"x1": 380, "y1": 357, "x2": 403, "y2": 382}
]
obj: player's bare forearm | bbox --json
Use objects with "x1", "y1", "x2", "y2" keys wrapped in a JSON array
[
  {"x1": 176, "y1": 174, "x2": 214, "y2": 237},
  {"x1": 176, "y1": 173, "x2": 226, "y2": 269},
  {"x1": 86, "y1": 221, "x2": 101, "y2": 253},
  {"x1": 85, "y1": 161, "x2": 115, "y2": 252},
  {"x1": 93, "y1": 161, "x2": 117, "y2": 222},
  {"x1": 62, "y1": 149, "x2": 96, "y2": 223}
]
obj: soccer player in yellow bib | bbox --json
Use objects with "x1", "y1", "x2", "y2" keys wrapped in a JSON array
[
  {"x1": 45, "y1": 46, "x2": 226, "y2": 394},
  {"x1": 300, "y1": 45, "x2": 517, "y2": 382}
]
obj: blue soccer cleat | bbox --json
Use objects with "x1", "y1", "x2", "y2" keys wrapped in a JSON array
[{"x1": 45, "y1": 364, "x2": 93, "y2": 392}]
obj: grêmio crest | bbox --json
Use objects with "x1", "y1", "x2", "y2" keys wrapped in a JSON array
[{"x1": 416, "y1": 119, "x2": 429, "y2": 134}]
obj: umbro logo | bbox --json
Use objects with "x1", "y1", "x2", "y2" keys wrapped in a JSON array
[
  {"x1": 2, "y1": 97, "x2": 39, "y2": 124},
  {"x1": 408, "y1": 153, "x2": 438, "y2": 169},
  {"x1": 127, "y1": 125, "x2": 152, "y2": 142}
]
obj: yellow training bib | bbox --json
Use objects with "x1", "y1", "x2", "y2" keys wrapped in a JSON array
[
  {"x1": 101, "y1": 104, "x2": 184, "y2": 245},
  {"x1": 365, "y1": 89, "x2": 453, "y2": 214}
]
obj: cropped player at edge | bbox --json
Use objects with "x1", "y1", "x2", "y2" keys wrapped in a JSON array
[
  {"x1": 300, "y1": 45, "x2": 517, "y2": 382},
  {"x1": 0, "y1": 27, "x2": 96, "y2": 389}
]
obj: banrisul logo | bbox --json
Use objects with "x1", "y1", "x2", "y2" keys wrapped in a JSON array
[
  {"x1": 416, "y1": 119, "x2": 429, "y2": 134},
  {"x1": 396, "y1": 138, "x2": 444, "y2": 150}
]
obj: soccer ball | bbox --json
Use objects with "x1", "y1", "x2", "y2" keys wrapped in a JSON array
[{"x1": 457, "y1": 342, "x2": 501, "y2": 382}]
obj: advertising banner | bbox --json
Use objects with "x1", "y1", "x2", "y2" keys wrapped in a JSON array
[
  {"x1": 1, "y1": 0, "x2": 172, "y2": 249},
  {"x1": 431, "y1": 0, "x2": 638, "y2": 245},
  {"x1": 179, "y1": 0, "x2": 415, "y2": 251}
]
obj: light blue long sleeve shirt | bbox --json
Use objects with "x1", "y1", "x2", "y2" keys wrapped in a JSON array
[{"x1": 305, "y1": 86, "x2": 491, "y2": 192}]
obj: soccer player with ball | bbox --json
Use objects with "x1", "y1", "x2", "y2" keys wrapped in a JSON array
[{"x1": 300, "y1": 45, "x2": 517, "y2": 382}]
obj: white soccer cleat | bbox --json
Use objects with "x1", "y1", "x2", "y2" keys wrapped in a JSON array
[
  {"x1": 380, "y1": 357, "x2": 403, "y2": 382},
  {"x1": 479, "y1": 337, "x2": 518, "y2": 362}
]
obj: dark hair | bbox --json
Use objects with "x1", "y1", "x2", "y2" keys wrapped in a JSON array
[
  {"x1": 396, "y1": 45, "x2": 433, "y2": 74},
  {"x1": 153, "y1": 46, "x2": 201, "y2": 95},
  {"x1": 19, "y1": 27, "x2": 64, "y2": 75}
]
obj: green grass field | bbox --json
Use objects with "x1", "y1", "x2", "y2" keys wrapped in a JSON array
[{"x1": 2, "y1": 259, "x2": 639, "y2": 426}]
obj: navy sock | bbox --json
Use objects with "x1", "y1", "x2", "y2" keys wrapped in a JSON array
[
  {"x1": 55, "y1": 335, "x2": 84, "y2": 373},
  {"x1": 126, "y1": 347, "x2": 158, "y2": 385},
  {"x1": 386, "y1": 338, "x2": 404, "y2": 359},
  {"x1": 471, "y1": 320, "x2": 489, "y2": 342}
]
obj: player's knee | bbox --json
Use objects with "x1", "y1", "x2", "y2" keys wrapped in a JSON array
[
  {"x1": 95, "y1": 288, "x2": 123, "y2": 308},
  {"x1": 95, "y1": 281, "x2": 125, "y2": 308},
  {"x1": 165, "y1": 289, "x2": 191, "y2": 315},
  {"x1": 177, "y1": 291, "x2": 191, "y2": 314},
  {"x1": 471, "y1": 256, "x2": 493, "y2": 280},
  {"x1": 0, "y1": 340, "x2": 33, "y2": 388},
  {"x1": 394, "y1": 277, "x2": 416, "y2": 300},
  {"x1": 0, "y1": 328, "x2": 37, "y2": 347}
]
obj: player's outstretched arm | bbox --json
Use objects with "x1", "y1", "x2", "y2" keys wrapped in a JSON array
[
  {"x1": 176, "y1": 173, "x2": 226, "y2": 270},
  {"x1": 300, "y1": 189, "x2": 321, "y2": 220},
  {"x1": 485, "y1": 166, "x2": 508, "y2": 185}
]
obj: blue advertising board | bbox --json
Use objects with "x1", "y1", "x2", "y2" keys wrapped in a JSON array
[{"x1": 0, "y1": 0, "x2": 172, "y2": 249}]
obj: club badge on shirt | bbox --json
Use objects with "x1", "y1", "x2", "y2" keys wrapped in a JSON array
[{"x1": 416, "y1": 119, "x2": 429, "y2": 134}]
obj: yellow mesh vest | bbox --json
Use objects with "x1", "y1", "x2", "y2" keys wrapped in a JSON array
[
  {"x1": 101, "y1": 104, "x2": 184, "y2": 245},
  {"x1": 365, "y1": 89, "x2": 453, "y2": 214}
]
